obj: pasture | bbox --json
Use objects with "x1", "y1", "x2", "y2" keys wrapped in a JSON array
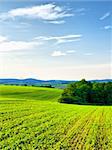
[{"x1": 0, "y1": 85, "x2": 112, "y2": 149}]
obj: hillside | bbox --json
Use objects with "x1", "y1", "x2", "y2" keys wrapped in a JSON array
[
  {"x1": 0, "y1": 78, "x2": 71, "y2": 87},
  {"x1": 0, "y1": 85, "x2": 112, "y2": 149},
  {"x1": 0, "y1": 78, "x2": 111, "y2": 88},
  {"x1": 0, "y1": 85, "x2": 62, "y2": 101}
]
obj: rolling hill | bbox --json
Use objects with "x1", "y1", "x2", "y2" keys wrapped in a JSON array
[
  {"x1": 0, "y1": 78, "x2": 111, "y2": 88},
  {"x1": 0, "y1": 85, "x2": 112, "y2": 149}
]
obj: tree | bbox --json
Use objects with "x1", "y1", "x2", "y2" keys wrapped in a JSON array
[{"x1": 59, "y1": 79, "x2": 112, "y2": 105}]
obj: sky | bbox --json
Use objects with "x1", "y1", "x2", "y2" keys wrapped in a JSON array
[{"x1": 0, "y1": 0, "x2": 111, "y2": 80}]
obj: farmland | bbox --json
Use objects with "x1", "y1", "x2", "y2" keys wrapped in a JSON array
[{"x1": 0, "y1": 85, "x2": 112, "y2": 150}]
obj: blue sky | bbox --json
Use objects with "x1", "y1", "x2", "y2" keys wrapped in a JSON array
[{"x1": 0, "y1": 0, "x2": 111, "y2": 80}]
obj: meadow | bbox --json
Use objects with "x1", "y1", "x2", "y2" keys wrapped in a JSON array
[{"x1": 0, "y1": 85, "x2": 112, "y2": 150}]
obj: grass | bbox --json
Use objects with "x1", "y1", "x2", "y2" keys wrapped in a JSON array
[{"x1": 0, "y1": 85, "x2": 112, "y2": 150}]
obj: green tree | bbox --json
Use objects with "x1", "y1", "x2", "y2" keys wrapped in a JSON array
[{"x1": 59, "y1": 79, "x2": 112, "y2": 105}]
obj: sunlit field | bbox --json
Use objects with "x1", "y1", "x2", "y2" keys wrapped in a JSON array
[{"x1": 0, "y1": 85, "x2": 112, "y2": 149}]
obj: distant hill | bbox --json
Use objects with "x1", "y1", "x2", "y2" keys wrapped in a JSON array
[
  {"x1": 0, "y1": 78, "x2": 72, "y2": 88},
  {"x1": 0, "y1": 78, "x2": 111, "y2": 88},
  {"x1": 90, "y1": 79, "x2": 112, "y2": 83}
]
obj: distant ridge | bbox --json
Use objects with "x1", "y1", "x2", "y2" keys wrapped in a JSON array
[
  {"x1": 90, "y1": 79, "x2": 112, "y2": 82},
  {"x1": 0, "y1": 78, "x2": 111, "y2": 86}
]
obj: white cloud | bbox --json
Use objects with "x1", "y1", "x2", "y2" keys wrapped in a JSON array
[
  {"x1": 0, "y1": 3, "x2": 73, "y2": 23},
  {"x1": 34, "y1": 34, "x2": 82, "y2": 44},
  {"x1": 0, "y1": 35, "x2": 41, "y2": 52},
  {"x1": 66, "y1": 50, "x2": 76, "y2": 53},
  {"x1": 100, "y1": 12, "x2": 111, "y2": 20},
  {"x1": 51, "y1": 50, "x2": 76, "y2": 57},
  {"x1": 57, "y1": 38, "x2": 80, "y2": 44},
  {"x1": 74, "y1": 8, "x2": 86, "y2": 15},
  {"x1": 0, "y1": 35, "x2": 8, "y2": 42},
  {"x1": 0, "y1": 34, "x2": 82, "y2": 52},
  {"x1": 47, "y1": 20, "x2": 65, "y2": 24},
  {"x1": 75, "y1": 8, "x2": 85, "y2": 12},
  {"x1": 104, "y1": 25, "x2": 112, "y2": 30},
  {"x1": 51, "y1": 50, "x2": 66, "y2": 57}
]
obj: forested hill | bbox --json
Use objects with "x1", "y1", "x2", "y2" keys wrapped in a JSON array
[{"x1": 0, "y1": 78, "x2": 111, "y2": 86}]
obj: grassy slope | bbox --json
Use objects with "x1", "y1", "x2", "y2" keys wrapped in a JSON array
[
  {"x1": 0, "y1": 85, "x2": 62, "y2": 101},
  {"x1": 0, "y1": 85, "x2": 112, "y2": 150}
]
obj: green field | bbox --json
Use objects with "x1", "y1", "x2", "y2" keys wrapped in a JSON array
[{"x1": 0, "y1": 85, "x2": 112, "y2": 150}]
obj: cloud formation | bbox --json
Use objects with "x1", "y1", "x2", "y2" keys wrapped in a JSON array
[
  {"x1": 47, "y1": 20, "x2": 65, "y2": 24},
  {"x1": 66, "y1": 50, "x2": 76, "y2": 53},
  {"x1": 100, "y1": 12, "x2": 111, "y2": 20},
  {"x1": 0, "y1": 35, "x2": 8, "y2": 42},
  {"x1": 104, "y1": 25, "x2": 112, "y2": 30},
  {"x1": 51, "y1": 50, "x2": 66, "y2": 56},
  {"x1": 0, "y1": 35, "x2": 41, "y2": 52},
  {"x1": 0, "y1": 3, "x2": 73, "y2": 23},
  {"x1": 51, "y1": 50, "x2": 76, "y2": 57},
  {"x1": 35, "y1": 34, "x2": 82, "y2": 44},
  {"x1": 0, "y1": 34, "x2": 82, "y2": 52},
  {"x1": 74, "y1": 8, "x2": 86, "y2": 15}
]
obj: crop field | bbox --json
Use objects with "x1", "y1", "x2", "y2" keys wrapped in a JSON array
[{"x1": 0, "y1": 85, "x2": 112, "y2": 150}]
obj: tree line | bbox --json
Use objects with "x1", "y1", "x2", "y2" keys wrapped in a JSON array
[{"x1": 59, "y1": 79, "x2": 112, "y2": 105}]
